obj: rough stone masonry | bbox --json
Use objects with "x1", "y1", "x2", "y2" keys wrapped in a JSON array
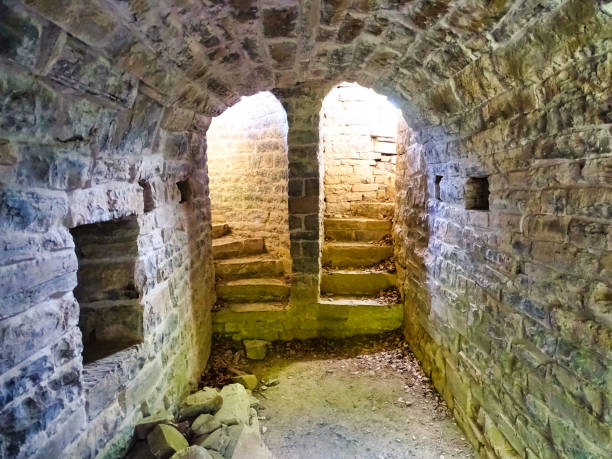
[{"x1": 0, "y1": 0, "x2": 611, "y2": 458}]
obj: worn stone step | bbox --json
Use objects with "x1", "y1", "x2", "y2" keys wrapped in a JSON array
[
  {"x1": 215, "y1": 256, "x2": 284, "y2": 280},
  {"x1": 216, "y1": 278, "x2": 289, "y2": 303},
  {"x1": 319, "y1": 296, "x2": 401, "y2": 307},
  {"x1": 321, "y1": 270, "x2": 396, "y2": 296},
  {"x1": 351, "y1": 202, "x2": 394, "y2": 219},
  {"x1": 212, "y1": 223, "x2": 230, "y2": 239},
  {"x1": 218, "y1": 302, "x2": 288, "y2": 313},
  {"x1": 322, "y1": 242, "x2": 393, "y2": 268},
  {"x1": 212, "y1": 236, "x2": 265, "y2": 260},
  {"x1": 325, "y1": 218, "x2": 392, "y2": 242}
]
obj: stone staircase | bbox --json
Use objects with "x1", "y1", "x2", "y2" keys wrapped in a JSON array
[
  {"x1": 321, "y1": 217, "x2": 398, "y2": 306},
  {"x1": 212, "y1": 224, "x2": 289, "y2": 310},
  {"x1": 211, "y1": 218, "x2": 403, "y2": 341}
]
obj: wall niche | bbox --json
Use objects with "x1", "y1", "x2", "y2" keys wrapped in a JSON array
[
  {"x1": 70, "y1": 216, "x2": 143, "y2": 364},
  {"x1": 465, "y1": 176, "x2": 489, "y2": 211}
]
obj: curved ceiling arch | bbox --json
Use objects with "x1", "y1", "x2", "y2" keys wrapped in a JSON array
[{"x1": 20, "y1": 0, "x2": 611, "y2": 136}]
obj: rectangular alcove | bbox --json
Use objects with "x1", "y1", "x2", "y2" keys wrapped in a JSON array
[
  {"x1": 465, "y1": 177, "x2": 489, "y2": 211},
  {"x1": 70, "y1": 216, "x2": 143, "y2": 365}
]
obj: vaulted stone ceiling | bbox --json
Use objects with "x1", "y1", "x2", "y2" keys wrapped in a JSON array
[
  {"x1": 21, "y1": 0, "x2": 612, "y2": 129},
  {"x1": 2, "y1": 1, "x2": 611, "y2": 457}
]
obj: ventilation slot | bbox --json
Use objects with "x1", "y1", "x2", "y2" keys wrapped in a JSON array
[
  {"x1": 435, "y1": 175, "x2": 443, "y2": 201},
  {"x1": 139, "y1": 180, "x2": 154, "y2": 213}
]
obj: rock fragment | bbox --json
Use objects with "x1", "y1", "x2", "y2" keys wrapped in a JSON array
[
  {"x1": 191, "y1": 413, "x2": 222, "y2": 436},
  {"x1": 147, "y1": 424, "x2": 189, "y2": 458},
  {"x1": 135, "y1": 413, "x2": 175, "y2": 440},
  {"x1": 213, "y1": 384, "x2": 251, "y2": 426},
  {"x1": 179, "y1": 387, "x2": 223, "y2": 419},
  {"x1": 170, "y1": 445, "x2": 213, "y2": 459},
  {"x1": 231, "y1": 374, "x2": 258, "y2": 390},
  {"x1": 243, "y1": 340, "x2": 268, "y2": 360}
]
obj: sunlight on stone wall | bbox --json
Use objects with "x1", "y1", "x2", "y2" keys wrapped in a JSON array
[
  {"x1": 320, "y1": 83, "x2": 401, "y2": 219},
  {"x1": 206, "y1": 92, "x2": 291, "y2": 267}
]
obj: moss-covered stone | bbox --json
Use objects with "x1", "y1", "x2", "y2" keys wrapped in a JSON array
[
  {"x1": 322, "y1": 242, "x2": 394, "y2": 268},
  {"x1": 179, "y1": 388, "x2": 223, "y2": 420},
  {"x1": 320, "y1": 271, "x2": 396, "y2": 295},
  {"x1": 147, "y1": 424, "x2": 188, "y2": 459},
  {"x1": 216, "y1": 278, "x2": 289, "y2": 303}
]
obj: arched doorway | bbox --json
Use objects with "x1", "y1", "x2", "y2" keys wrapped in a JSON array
[
  {"x1": 206, "y1": 92, "x2": 291, "y2": 310},
  {"x1": 319, "y1": 82, "x2": 404, "y2": 305}
]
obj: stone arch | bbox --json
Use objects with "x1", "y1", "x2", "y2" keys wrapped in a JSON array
[
  {"x1": 206, "y1": 91, "x2": 291, "y2": 271},
  {"x1": 1, "y1": 1, "x2": 611, "y2": 457}
]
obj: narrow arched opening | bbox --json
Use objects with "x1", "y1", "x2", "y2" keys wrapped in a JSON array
[
  {"x1": 205, "y1": 92, "x2": 291, "y2": 311},
  {"x1": 319, "y1": 82, "x2": 406, "y2": 306}
]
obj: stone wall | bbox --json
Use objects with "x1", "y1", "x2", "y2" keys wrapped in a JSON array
[
  {"x1": 0, "y1": 2, "x2": 215, "y2": 456},
  {"x1": 274, "y1": 84, "x2": 329, "y2": 304},
  {"x1": 393, "y1": 4, "x2": 612, "y2": 457},
  {"x1": 1, "y1": 0, "x2": 611, "y2": 457},
  {"x1": 207, "y1": 92, "x2": 291, "y2": 266},
  {"x1": 321, "y1": 82, "x2": 400, "y2": 218}
]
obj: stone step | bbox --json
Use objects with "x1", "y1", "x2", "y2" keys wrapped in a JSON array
[
  {"x1": 217, "y1": 302, "x2": 288, "y2": 313},
  {"x1": 215, "y1": 256, "x2": 284, "y2": 281},
  {"x1": 325, "y1": 218, "x2": 392, "y2": 242},
  {"x1": 212, "y1": 236, "x2": 265, "y2": 260},
  {"x1": 351, "y1": 202, "x2": 394, "y2": 219},
  {"x1": 321, "y1": 270, "x2": 396, "y2": 296},
  {"x1": 216, "y1": 278, "x2": 289, "y2": 303},
  {"x1": 322, "y1": 242, "x2": 393, "y2": 268},
  {"x1": 212, "y1": 223, "x2": 230, "y2": 239},
  {"x1": 318, "y1": 296, "x2": 401, "y2": 307}
]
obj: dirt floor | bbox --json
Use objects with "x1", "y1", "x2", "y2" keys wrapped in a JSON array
[{"x1": 202, "y1": 333, "x2": 474, "y2": 459}]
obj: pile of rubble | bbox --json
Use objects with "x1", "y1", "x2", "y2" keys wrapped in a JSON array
[{"x1": 126, "y1": 379, "x2": 271, "y2": 459}]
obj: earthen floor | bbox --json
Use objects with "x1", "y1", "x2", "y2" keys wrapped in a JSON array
[{"x1": 204, "y1": 334, "x2": 474, "y2": 458}]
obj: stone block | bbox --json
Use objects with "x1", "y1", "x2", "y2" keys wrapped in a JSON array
[
  {"x1": 214, "y1": 257, "x2": 283, "y2": 281},
  {"x1": 288, "y1": 196, "x2": 318, "y2": 214},
  {"x1": 268, "y1": 42, "x2": 297, "y2": 70},
  {"x1": 147, "y1": 424, "x2": 188, "y2": 459},
  {"x1": 170, "y1": 445, "x2": 212, "y2": 459},
  {"x1": 212, "y1": 384, "x2": 250, "y2": 426},
  {"x1": 243, "y1": 340, "x2": 268, "y2": 360},
  {"x1": 263, "y1": 7, "x2": 298, "y2": 38},
  {"x1": 135, "y1": 413, "x2": 175, "y2": 440},
  {"x1": 212, "y1": 237, "x2": 265, "y2": 260},
  {"x1": 0, "y1": 66, "x2": 61, "y2": 142},
  {"x1": 191, "y1": 414, "x2": 222, "y2": 437},
  {"x1": 216, "y1": 278, "x2": 289, "y2": 303},
  {"x1": 179, "y1": 388, "x2": 223, "y2": 420},
  {"x1": 231, "y1": 374, "x2": 258, "y2": 390},
  {"x1": 48, "y1": 35, "x2": 137, "y2": 107}
]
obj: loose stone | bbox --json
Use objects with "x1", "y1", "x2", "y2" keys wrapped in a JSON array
[
  {"x1": 147, "y1": 424, "x2": 189, "y2": 459},
  {"x1": 231, "y1": 374, "x2": 258, "y2": 390},
  {"x1": 179, "y1": 388, "x2": 223, "y2": 419},
  {"x1": 243, "y1": 340, "x2": 268, "y2": 360},
  {"x1": 169, "y1": 445, "x2": 213, "y2": 459}
]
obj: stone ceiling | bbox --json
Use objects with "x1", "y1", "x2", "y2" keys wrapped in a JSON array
[{"x1": 20, "y1": 0, "x2": 612, "y2": 130}]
